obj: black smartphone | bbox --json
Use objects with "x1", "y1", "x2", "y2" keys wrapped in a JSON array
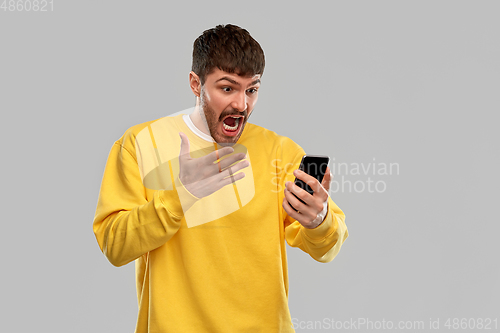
[{"x1": 290, "y1": 155, "x2": 330, "y2": 211}]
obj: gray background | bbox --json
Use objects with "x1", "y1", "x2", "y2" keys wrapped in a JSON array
[{"x1": 1, "y1": 1, "x2": 499, "y2": 332}]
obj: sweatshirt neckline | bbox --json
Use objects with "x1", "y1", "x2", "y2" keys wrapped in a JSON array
[
  {"x1": 172, "y1": 114, "x2": 216, "y2": 149},
  {"x1": 182, "y1": 114, "x2": 214, "y2": 142}
]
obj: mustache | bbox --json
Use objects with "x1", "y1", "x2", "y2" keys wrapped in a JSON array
[{"x1": 219, "y1": 109, "x2": 248, "y2": 122}]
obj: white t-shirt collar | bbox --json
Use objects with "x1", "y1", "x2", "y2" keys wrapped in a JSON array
[{"x1": 182, "y1": 114, "x2": 214, "y2": 142}]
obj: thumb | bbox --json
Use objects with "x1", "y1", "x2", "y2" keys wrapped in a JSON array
[
  {"x1": 321, "y1": 166, "x2": 333, "y2": 193},
  {"x1": 179, "y1": 132, "x2": 191, "y2": 160}
]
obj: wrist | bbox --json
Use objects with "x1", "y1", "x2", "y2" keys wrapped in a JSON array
[{"x1": 310, "y1": 201, "x2": 328, "y2": 228}]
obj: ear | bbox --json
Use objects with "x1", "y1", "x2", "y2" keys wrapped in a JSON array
[{"x1": 189, "y1": 71, "x2": 201, "y2": 97}]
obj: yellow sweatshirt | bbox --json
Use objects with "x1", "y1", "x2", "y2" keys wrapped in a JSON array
[{"x1": 93, "y1": 114, "x2": 348, "y2": 333}]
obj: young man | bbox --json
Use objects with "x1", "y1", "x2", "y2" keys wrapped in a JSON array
[{"x1": 93, "y1": 24, "x2": 348, "y2": 333}]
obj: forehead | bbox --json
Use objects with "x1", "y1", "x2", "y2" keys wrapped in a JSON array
[{"x1": 206, "y1": 68, "x2": 261, "y2": 85}]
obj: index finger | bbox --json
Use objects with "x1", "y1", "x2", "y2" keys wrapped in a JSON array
[
  {"x1": 294, "y1": 169, "x2": 323, "y2": 195},
  {"x1": 207, "y1": 146, "x2": 236, "y2": 163}
]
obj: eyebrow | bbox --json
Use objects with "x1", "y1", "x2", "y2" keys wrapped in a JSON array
[{"x1": 215, "y1": 76, "x2": 261, "y2": 87}]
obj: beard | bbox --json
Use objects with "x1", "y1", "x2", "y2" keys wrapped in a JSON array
[{"x1": 199, "y1": 91, "x2": 250, "y2": 146}]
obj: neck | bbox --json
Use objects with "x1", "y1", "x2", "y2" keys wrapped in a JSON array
[{"x1": 189, "y1": 97, "x2": 210, "y2": 136}]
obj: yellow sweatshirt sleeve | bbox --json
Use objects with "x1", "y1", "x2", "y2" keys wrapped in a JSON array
[{"x1": 93, "y1": 141, "x2": 196, "y2": 267}]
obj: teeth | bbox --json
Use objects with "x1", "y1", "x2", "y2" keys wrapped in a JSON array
[{"x1": 223, "y1": 117, "x2": 240, "y2": 131}]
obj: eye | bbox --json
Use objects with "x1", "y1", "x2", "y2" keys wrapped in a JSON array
[
  {"x1": 222, "y1": 87, "x2": 232, "y2": 92},
  {"x1": 247, "y1": 88, "x2": 258, "y2": 94}
]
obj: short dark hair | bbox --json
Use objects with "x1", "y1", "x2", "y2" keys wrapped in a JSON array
[{"x1": 192, "y1": 24, "x2": 265, "y2": 85}]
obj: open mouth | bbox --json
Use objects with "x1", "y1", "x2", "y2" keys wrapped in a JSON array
[{"x1": 221, "y1": 115, "x2": 244, "y2": 137}]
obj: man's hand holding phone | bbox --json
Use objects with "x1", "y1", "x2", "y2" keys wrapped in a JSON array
[{"x1": 282, "y1": 156, "x2": 332, "y2": 229}]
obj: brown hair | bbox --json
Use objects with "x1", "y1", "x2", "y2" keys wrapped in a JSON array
[{"x1": 192, "y1": 24, "x2": 265, "y2": 85}]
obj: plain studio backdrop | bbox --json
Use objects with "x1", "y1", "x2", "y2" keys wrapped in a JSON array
[{"x1": 1, "y1": 1, "x2": 498, "y2": 332}]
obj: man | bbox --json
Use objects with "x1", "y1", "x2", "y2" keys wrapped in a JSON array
[{"x1": 93, "y1": 24, "x2": 348, "y2": 333}]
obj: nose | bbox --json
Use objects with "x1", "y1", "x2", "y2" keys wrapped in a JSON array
[{"x1": 230, "y1": 91, "x2": 247, "y2": 113}]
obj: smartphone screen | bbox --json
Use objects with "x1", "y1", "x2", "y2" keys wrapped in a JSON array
[{"x1": 290, "y1": 155, "x2": 330, "y2": 211}]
